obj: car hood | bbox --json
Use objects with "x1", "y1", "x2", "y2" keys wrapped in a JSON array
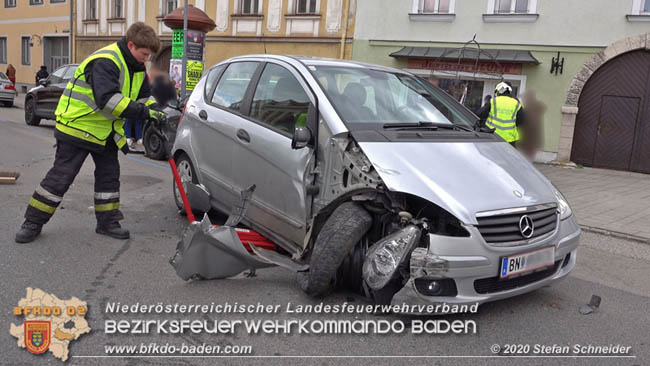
[
  {"x1": 357, "y1": 141, "x2": 557, "y2": 225},
  {"x1": 28, "y1": 85, "x2": 43, "y2": 93}
]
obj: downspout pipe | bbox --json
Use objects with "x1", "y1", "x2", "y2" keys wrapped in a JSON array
[{"x1": 339, "y1": 0, "x2": 350, "y2": 59}]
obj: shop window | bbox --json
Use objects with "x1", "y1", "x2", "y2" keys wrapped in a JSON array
[
  {"x1": 21, "y1": 37, "x2": 31, "y2": 66},
  {"x1": 86, "y1": 0, "x2": 97, "y2": 19},
  {"x1": 296, "y1": 0, "x2": 318, "y2": 14},
  {"x1": 643, "y1": 0, "x2": 650, "y2": 13},
  {"x1": 5, "y1": 0, "x2": 16, "y2": 8},
  {"x1": 239, "y1": 0, "x2": 261, "y2": 15}
]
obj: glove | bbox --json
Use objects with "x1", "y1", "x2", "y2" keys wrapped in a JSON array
[{"x1": 147, "y1": 107, "x2": 166, "y2": 127}]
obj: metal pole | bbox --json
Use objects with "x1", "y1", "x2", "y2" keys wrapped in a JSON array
[
  {"x1": 69, "y1": 0, "x2": 73, "y2": 64},
  {"x1": 181, "y1": 0, "x2": 188, "y2": 100}
]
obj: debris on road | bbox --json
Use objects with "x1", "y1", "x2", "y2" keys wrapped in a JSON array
[
  {"x1": 0, "y1": 171, "x2": 20, "y2": 184},
  {"x1": 579, "y1": 295, "x2": 602, "y2": 315}
]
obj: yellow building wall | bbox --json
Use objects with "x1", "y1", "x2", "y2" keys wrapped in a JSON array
[{"x1": 0, "y1": 0, "x2": 70, "y2": 86}]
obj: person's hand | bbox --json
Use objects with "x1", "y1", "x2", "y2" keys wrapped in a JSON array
[{"x1": 148, "y1": 107, "x2": 166, "y2": 127}]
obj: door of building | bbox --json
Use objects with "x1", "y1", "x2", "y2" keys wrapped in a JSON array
[
  {"x1": 571, "y1": 50, "x2": 650, "y2": 173},
  {"x1": 43, "y1": 37, "x2": 69, "y2": 72}
]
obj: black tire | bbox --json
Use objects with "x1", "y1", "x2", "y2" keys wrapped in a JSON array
[
  {"x1": 25, "y1": 97, "x2": 41, "y2": 126},
  {"x1": 143, "y1": 126, "x2": 167, "y2": 160},
  {"x1": 299, "y1": 202, "x2": 372, "y2": 297},
  {"x1": 173, "y1": 153, "x2": 201, "y2": 215}
]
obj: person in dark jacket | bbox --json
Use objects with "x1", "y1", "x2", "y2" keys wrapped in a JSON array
[
  {"x1": 35, "y1": 65, "x2": 49, "y2": 85},
  {"x1": 15, "y1": 22, "x2": 165, "y2": 244}
]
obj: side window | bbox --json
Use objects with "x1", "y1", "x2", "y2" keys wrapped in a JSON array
[
  {"x1": 203, "y1": 64, "x2": 225, "y2": 101},
  {"x1": 250, "y1": 63, "x2": 310, "y2": 134},
  {"x1": 211, "y1": 62, "x2": 258, "y2": 112},
  {"x1": 49, "y1": 67, "x2": 67, "y2": 84}
]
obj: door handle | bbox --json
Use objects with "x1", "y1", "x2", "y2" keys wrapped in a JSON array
[
  {"x1": 199, "y1": 110, "x2": 208, "y2": 120},
  {"x1": 236, "y1": 129, "x2": 251, "y2": 143}
]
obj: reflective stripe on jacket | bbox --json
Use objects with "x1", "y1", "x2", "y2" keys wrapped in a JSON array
[
  {"x1": 486, "y1": 95, "x2": 521, "y2": 142},
  {"x1": 54, "y1": 43, "x2": 153, "y2": 150}
]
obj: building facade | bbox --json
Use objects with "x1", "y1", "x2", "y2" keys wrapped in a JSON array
[
  {"x1": 0, "y1": 0, "x2": 71, "y2": 92},
  {"x1": 74, "y1": 0, "x2": 356, "y2": 74},
  {"x1": 353, "y1": 0, "x2": 650, "y2": 171}
]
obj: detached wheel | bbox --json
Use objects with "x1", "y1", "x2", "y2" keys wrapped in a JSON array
[
  {"x1": 173, "y1": 154, "x2": 202, "y2": 216},
  {"x1": 299, "y1": 202, "x2": 372, "y2": 297},
  {"x1": 143, "y1": 126, "x2": 167, "y2": 160},
  {"x1": 25, "y1": 97, "x2": 41, "y2": 126}
]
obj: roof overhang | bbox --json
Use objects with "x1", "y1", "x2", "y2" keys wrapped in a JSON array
[{"x1": 390, "y1": 46, "x2": 540, "y2": 65}]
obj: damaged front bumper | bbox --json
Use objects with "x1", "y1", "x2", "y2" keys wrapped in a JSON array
[{"x1": 391, "y1": 215, "x2": 581, "y2": 312}]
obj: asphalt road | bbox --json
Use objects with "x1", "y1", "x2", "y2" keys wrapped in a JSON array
[{"x1": 0, "y1": 104, "x2": 648, "y2": 366}]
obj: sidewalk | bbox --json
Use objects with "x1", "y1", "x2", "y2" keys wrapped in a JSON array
[{"x1": 537, "y1": 164, "x2": 650, "y2": 242}]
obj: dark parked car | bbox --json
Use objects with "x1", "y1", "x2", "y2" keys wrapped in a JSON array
[{"x1": 24, "y1": 64, "x2": 79, "y2": 126}]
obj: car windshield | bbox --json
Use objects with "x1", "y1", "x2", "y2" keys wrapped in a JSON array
[
  {"x1": 310, "y1": 65, "x2": 476, "y2": 129},
  {"x1": 63, "y1": 66, "x2": 77, "y2": 80}
]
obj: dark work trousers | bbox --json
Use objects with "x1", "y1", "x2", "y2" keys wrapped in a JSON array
[{"x1": 24, "y1": 138, "x2": 123, "y2": 227}]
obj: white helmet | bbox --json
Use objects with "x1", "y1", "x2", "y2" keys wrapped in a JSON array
[{"x1": 495, "y1": 82, "x2": 512, "y2": 95}]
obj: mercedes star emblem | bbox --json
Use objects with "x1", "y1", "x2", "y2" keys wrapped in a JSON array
[{"x1": 519, "y1": 215, "x2": 535, "y2": 238}]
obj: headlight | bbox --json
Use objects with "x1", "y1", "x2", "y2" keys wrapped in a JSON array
[
  {"x1": 362, "y1": 225, "x2": 421, "y2": 290},
  {"x1": 553, "y1": 187, "x2": 573, "y2": 220}
]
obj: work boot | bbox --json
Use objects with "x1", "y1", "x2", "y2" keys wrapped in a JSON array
[
  {"x1": 15, "y1": 220, "x2": 43, "y2": 244},
  {"x1": 96, "y1": 222, "x2": 130, "y2": 240}
]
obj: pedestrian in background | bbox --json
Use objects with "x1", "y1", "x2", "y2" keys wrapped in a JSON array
[
  {"x1": 35, "y1": 65, "x2": 49, "y2": 85},
  {"x1": 6, "y1": 64, "x2": 16, "y2": 85},
  {"x1": 124, "y1": 118, "x2": 144, "y2": 151},
  {"x1": 475, "y1": 95, "x2": 492, "y2": 128},
  {"x1": 520, "y1": 91, "x2": 546, "y2": 160}
]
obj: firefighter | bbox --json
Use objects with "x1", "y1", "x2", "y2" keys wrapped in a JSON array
[
  {"x1": 15, "y1": 22, "x2": 166, "y2": 244},
  {"x1": 478, "y1": 82, "x2": 524, "y2": 146}
]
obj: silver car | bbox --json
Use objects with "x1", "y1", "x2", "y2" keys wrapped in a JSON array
[
  {"x1": 172, "y1": 55, "x2": 580, "y2": 308},
  {"x1": 0, "y1": 71, "x2": 16, "y2": 107}
]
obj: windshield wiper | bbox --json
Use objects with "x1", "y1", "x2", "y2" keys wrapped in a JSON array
[{"x1": 382, "y1": 121, "x2": 473, "y2": 132}]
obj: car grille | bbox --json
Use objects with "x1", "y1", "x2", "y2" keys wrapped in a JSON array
[
  {"x1": 473, "y1": 260, "x2": 562, "y2": 294},
  {"x1": 476, "y1": 205, "x2": 558, "y2": 246}
]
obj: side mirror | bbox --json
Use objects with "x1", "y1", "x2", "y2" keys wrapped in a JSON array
[{"x1": 291, "y1": 127, "x2": 312, "y2": 150}]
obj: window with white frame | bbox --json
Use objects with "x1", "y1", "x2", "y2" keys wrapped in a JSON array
[
  {"x1": 418, "y1": 0, "x2": 452, "y2": 14},
  {"x1": 86, "y1": 0, "x2": 97, "y2": 19},
  {"x1": 240, "y1": 0, "x2": 261, "y2": 15},
  {"x1": 296, "y1": 0, "x2": 317, "y2": 14},
  {"x1": 494, "y1": 0, "x2": 529, "y2": 14},
  {"x1": 21, "y1": 36, "x2": 31, "y2": 65},
  {"x1": 0, "y1": 38, "x2": 7, "y2": 64},
  {"x1": 5, "y1": 0, "x2": 16, "y2": 8},
  {"x1": 163, "y1": 0, "x2": 177, "y2": 15},
  {"x1": 111, "y1": 0, "x2": 123, "y2": 18}
]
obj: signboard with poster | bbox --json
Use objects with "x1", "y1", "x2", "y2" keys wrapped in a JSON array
[{"x1": 170, "y1": 29, "x2": 206, "y2": 93}]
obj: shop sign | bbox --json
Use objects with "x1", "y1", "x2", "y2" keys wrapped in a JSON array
[{"x1": 408, "y1": 59, "x2": 523, "y2": 75}]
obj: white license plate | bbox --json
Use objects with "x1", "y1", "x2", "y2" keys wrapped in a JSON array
[{"x1": 500, "y1": 246, "x2": 555, "y2": 279}]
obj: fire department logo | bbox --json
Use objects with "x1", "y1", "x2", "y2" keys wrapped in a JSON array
[{"x1": 25, "y1": 321, "x2": 51, "y2": 354}]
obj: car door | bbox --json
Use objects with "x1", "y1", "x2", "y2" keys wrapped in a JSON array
[
  {"x1": 190, "y1": 61, "x2": 260, "y2": 211},
  {"x1": 231, "y1": 61, "x2": 314, "y2": 245},
  {"x1": 36, "y1": 66, "x2": 68, "y2": 119}
]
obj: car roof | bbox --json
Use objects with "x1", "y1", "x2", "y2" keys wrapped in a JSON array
[{"x1": 224, "y1": 54, "x2": 407, "y2": 74}]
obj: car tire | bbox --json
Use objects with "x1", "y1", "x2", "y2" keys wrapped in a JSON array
[
  {"x1": 25, "y1": 97, "x2": 41, "y2": 126},
  {"x1": 298, "y1": 202, "x2": 372, "y2": 297},
  {"x1": 143, "y1": 126, "x2": 167, "y2": 160},
  {"x1": 173, "y1": 153, "x2": 202, "y2": 216}
]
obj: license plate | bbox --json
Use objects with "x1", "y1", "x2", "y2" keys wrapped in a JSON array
[{"x1": 500, "y1": 246, "x2": 555, "y2": 279}]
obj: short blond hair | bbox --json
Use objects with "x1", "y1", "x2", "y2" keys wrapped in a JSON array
[{"x1": 125, "y1": 22, "x2": 160, "y2": 54}]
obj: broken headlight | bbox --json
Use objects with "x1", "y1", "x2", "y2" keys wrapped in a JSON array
[
  {"x1": 553, "y1": 187, "x2": 573, "y2": 220},
  {"x1": 362, "y1": 225, "x2": 421, "y2": 290}
]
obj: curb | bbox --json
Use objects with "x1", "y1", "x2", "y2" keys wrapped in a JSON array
[{"x1": 579, "y1": 225, "x2": 650, "y2": 245}]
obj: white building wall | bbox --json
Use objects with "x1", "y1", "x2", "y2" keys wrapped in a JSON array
[{"x1": 355, "y1": 0, "x2": 650, "y2": 47}]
